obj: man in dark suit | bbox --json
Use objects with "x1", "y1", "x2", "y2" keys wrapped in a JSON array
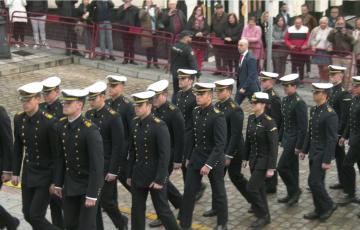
[
  {"x1": 235, "y1": 39, "x2": 260, "y2": 105},
  {"x1": 278, "y1": 3, "x2": 291, "y2": 26},
  {"x1": 0, "y1": 106, "x2": 19, "y2": 230}
]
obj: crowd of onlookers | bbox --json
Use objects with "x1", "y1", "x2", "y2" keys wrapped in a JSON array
[{"x1": 1, "y1": 0, "x2": 360, "y2": 80}]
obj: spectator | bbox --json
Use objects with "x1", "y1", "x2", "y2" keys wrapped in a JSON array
[
  {"x1": 186, "y1": 5, "x2": 209, "y2": 72},
  {"x1": 89, "y1": 0, "x2": 115, "y2": 61},
  {"x1": 161, "y1": 0, "x2": 186, "y2": 37},
  {"x1": 353, "y1": 18, "x2": 360, "y2": 75},
  {"x1": 327, "y1": 16, "x2": 354, "y2": 85},
  {"x1": 176, "y1": 0, "x2": 187, "y2": 19},
  {"x1": 27, "y1": 0, "x2": 49, "y2": 49},
  {"x1": 278, "y1": 3, "x2": 291, "y2": 26},
  {"x1": 328, "y1": 6, "x2": 340, "y2": 28},
  {"x1": 241, "y1": 16, "x2": 264, "y2": 70},
  {"x1": 309, "y1": 17, "x2": 333, "y2": 82},
  {"x1": 259, "y1": 11, "x2": 269, "y2": 49},
  {"x1": 235, "y1": 39, "x2": 260, "y2": 105},
  {"x1": 117, "y1": 0, "x2": 140, "y2": 65},
  {"x1": 300, "y1": 4, "x2": 316, "y2": 78},
  {"x1": 272, "y1": 15, "x2": 288, "y2": 78},
  {"x1": 78, "y1": 0, "x2": 92, "y2": 58},
  {"x1": 222, "y1": 13, "x2": 242, "y2": 77},
  {"x1": 284, "y1": 16, "x2": 310, "y2": 85},
  {"x1": 55, "y1": 0, "x2": 82, "y2": 56},
  {"x1": 211, "y1": 3, "x2": 227, "y2": 75},
  {"x1": 139, "y1": 0, "x2": 161, "y2": 69},
  {"x1": 5, "y1": 0, "x2": 27, "y2": 48}
]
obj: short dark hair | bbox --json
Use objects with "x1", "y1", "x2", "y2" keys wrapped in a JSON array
[{"x1": 301, "y1": 3, "x2": 309, "y2": 9}]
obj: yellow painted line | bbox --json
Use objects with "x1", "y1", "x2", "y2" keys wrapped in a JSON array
[
  {"x1": 120, "y1": 207, "x2": 211, "y2": 230},
  {"x1": 3, "y1": 183, "x2": 210, "y2": 229},
  {"x1": 3, "y1": 181, "x2": 21, "y2": 189}
]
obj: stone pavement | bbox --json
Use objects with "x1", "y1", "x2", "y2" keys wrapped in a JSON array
[{"x1": 0, "y1": 48, "x2": 360, "y2": 229}]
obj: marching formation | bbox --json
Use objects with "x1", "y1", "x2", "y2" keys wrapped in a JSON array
[{"x1": 0, "y1": 64, "x2": 360, "y2": 230}]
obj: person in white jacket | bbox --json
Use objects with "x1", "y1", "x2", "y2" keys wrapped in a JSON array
[{"x1": 5, "y1": 0, "x2": 27, "y2": 48}]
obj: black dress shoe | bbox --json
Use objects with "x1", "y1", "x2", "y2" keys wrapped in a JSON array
[
  {"x1": 319, "y1": 204, "x2": 337, "y2": 221},
  {"x1": 278, "y1": 195, "x2": 290, "y2": 203},
  {"x1": 329, "y1": 183, "x2": 343, "y2": 190},
  {"x1": 337, "y1": 194, "x2": 356, "y2": 206},
  {"x1": 287, "y1": 190, "x2": 302, "y2": 206},
  {"x1": 195, "y1": 183, "x2": 207, "y2": 201},
  {"x1": 146, "y1": 63, "x2": 151, "y2": 69},
  {"x1": 154, "y1": 64, "x2": 160, "y2": 69},
  {"x1": 65, "y1": 50, "x2": 71, "y2": 56},
  {"x1": 149, "y1": 218, "x2": 162, "y2": 228},
  {"x1": 101, "y1": 56, "x2": 106, "y2": 60},
  {"x1": 250, "y1": 216, "x2": 270, "y2": 228},
  {"x1": 130, "y1": 61, "x2": 138, "y2": 65},
  {"x1": 213, "y1": 225, "x2": 227, "y2": 230},
  {"x1": 109, "y1": 55, "x2": 116, "y2": 61},
  {"x1": 266, "y1": 187, "x2": 277, "y2": 194},
  {"x1": 122, "y1": 60, "x2": 128, "y2": 64},
  {"x1": 203, "y1": 209, "x2": 217, "y2": 217},
  {"x1": 212, "y1": 72, "x2": 221, "y2": 76},
  {"x1": 72, "y1": 50, "x2": 84, "y2": 57},
  {"x1": 8, "y1": 217, "x2": 20, "y2": 230},
  {"x1": 303, "y1": 211, "x2": 320, "y2": 220}
]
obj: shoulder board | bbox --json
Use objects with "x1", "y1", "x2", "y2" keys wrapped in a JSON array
[
  {"x1": 84, "y1": 120, "x2": 92, "y2": 128},
  {"x1": 43, "y1": 112, "x2": 53, "y2": 119},
  {"x1": 133, "y1": 116, "x2": 139, "y2": 120},
  {"x1": 343, "y1": 98, "x2": 352, "y2": 101},
  {"x1": 108, "y1": 108, "x2": 117, "y2": 115},
  {"x1": 271, "y1": 90, "x2": 276, "y2": 96},
  {"x1": 341, "y1": 87, "x2": 345, "y2": 92},
  {"x1": 230, "y1": 102, "x2": 236, "y2": 109},
  {"x1": 123, "y1": 96, "x2": 130, "y2": 103},
  {"x1": 16, "y1": 111, "x2": 24, "y2": 116},
  {"x1": 154, "y1": 117, "x2": 161, "y2": 123},
  {"x1": 169, "y1": 103, "x2": 176, "y2": 111},
  {"x1": 270, "y1": 127, "x2": 277, "y2": 132},
  {"x1": 265, "y1": 115, "x2": 272, "y2": 120},
  {"x1": 59, "y1": 116, "x2": 67, "y2": 122},
  {"x1": 327, "y1": 107, "x2": 333, "y2": 113},
  {"x1": 214, "y1": 108, "x2": 220, "y2": 113},
  {"x1": 296, "y1": 96, "x2": 300, "y2": 101}
]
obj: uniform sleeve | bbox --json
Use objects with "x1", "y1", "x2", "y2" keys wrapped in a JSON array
[
  {"x1": 302, "y1": 107, "x2": 313, "y2": 154},
  {"x1": 266, "y1": 120, "x2": 279, "y2": 169},
  {"x1": 109, "y1": 115, "x2": 125, "y2": 175},
  {"x1": 172, "y1": 110, "x2": 185, "y2": 164},
  {"x1": 339, "y1": 92, "x2": 352, "y2": 136},
  {"x1": 225, "y1": 108, "x2": 244, "y2": 158},
  {"x1": 48, "y1": 119, "x2": 60, "y2": 183},
  {"x1": 86, "y1": 127, "x2": 104, "y2": 199},
  {"x1": 205, "y1": 114, "x2": 226, "y2": 168},
  {"x1": 126, "y1": 104, "x2": 135, "y2": 137},
  {"x1": 127, "y1": 122, "x2": 135, "y2": 179},
  {"x1": 322, "y1": 113, "x2": 339, "y2": 164},
  {"x1": 271, "y1": 96, "x2": 282, "y2": 130},
  {"x1": 54, "y1": 124, "x2": 65, "y2": 188},
  {"x1": 243, "y1": 117, "x2": 251, "y2": 161},
  {"x1": 0, "y1": 107, "x2": 13, "y2": 173},
  {"x1": 295, "y1": 100, "x2": 308, "y2": 149},
  {"x1": 154, "y1": 123, "x2": 170, "y2": 185},
  {"x1": 12, "y1": 115, "x2": 23, "y2": 176}
]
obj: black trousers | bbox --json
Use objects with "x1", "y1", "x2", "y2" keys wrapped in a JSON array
[
  {"x1": 63, "y1": 23, "x2": 78, "y2": 49},
  {"x1": 246, "y1": 169, "x2": 270, "y2": 219},
  {"x1": 179, "y1": 165, "x2": 228, "y2": 228},
  {"x1": 146, "y1": 37, "x2": 158, "y2": 63},
  {"x1": 122, "y1": 33, "x2": 136, "y2": 61},
  {"x1": 118, "y1": 164, "x2": 132, "y2": 193},
  {"x1": 342, "y1": 145, "x2": 360, "y2": 195},
  {"x1": 334, "y1": 142, "x2": 346, "y2": 186},
  {"x1": 0, "y1": 205, "x2": 17, "y2": 229},
  {"x1": 308, "y1": 156, "x2": 334, "y2": 214},
  {"x1": 96, "y1": 180, "x2": 127, "y2": 230},
  {"x1": 13, "y1": 22, "x2": 26, "y2": 42},
  {"x1": 265, "y1": 171, "x2": 278, "y2": 191},
  {"x1": 290, "y1": 53, "x2": 306, "y2": 80},
  {"x1": 277, "y1": 149, "x2": 300, "y2": 196},
  {"x1": 21, "y1": 185, "x2": 59, "y2": 230},
  {"x1": 49, "y1": 195, "x2": 64, "y2": 228},
  {"x1": 167, "y1": 167, "x2": 183, "y2": 209},
  {"x1": 131, "y1": 185, "x2": 180, "y2": 230},
  {"x1": 63, "y1": 195, "x2": 98, "y2": 230}
]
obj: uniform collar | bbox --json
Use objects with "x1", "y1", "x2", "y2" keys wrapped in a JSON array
[
  {"x1": 95, "y1": 104, "x2": 107, "y2": 116},
  {"x1": 219, "y1": 97, "x2": 232, "y2": 106},
  {"x1": 254, "y1": 112, "x2": 265, "y2": 122},
  {"x1": 26, "y1": 109, "x2": 41, "y2": 122},
  {"x1": 332, "y1": 83, "x2": 342, "y2": 91},
  {"x1": 68, "y1": 115, "x2": 83, "y2": 129},
  {"x1": 139, "y1": 113, "x2": 153, "y2": 126}
]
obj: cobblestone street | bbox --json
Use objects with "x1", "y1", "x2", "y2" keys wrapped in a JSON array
[{"x1": 0, "y1": 64, "x2": 359, "y2": 230}]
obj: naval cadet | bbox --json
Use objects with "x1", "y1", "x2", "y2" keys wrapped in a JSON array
[
  {"x1": 202, "y1": 79, "x2": 251, "y2": 218},
  {"x1": 179, "y1": 83, "x2": 228, "y2": 230},
  {"x1": 86, "y1": 81, "x2": 128, "y2": 230},
  {"x1": 175, "y1": 68, "x2": 207, "y2": 202},
  {"x1": 12, "y1": 82, "x2": 59, "y2": 230},
  {"x1": 53, "y1": 89, "x2": 104, "y2": 230},
  {"x1": 127, "y1": 91, "x2": 181, "y2": 230},
  {"x1": 301, "y1": 83, "x2": 338, "y2": 221},
  {"x1": 338, "y1": 76, "x2": 360, "y2": 207},
  {"x1": 260, "y1": 71, "x2": 282, "y2": 194},
  {"x1": 170, "y1": 30, "x2": 198, "y2": 102},
  {"x1": 105, "y1": 75, "x2": 135, "y2": 192},
  {"x1": 146, "y1": 80, "x2": 185, "y2": 228},
  {"x1": 277, "y1": 74, "x2": 308, "y2": 206},
  {"x1": 327, "y1": 65, "x2": 352, "y2": 192},
  {"x1": 243, "y1": 92, "x2": 278, "y2": 229},
  {"x1": 40, "y1": 75, "x2": 64, "y2": 228}
]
